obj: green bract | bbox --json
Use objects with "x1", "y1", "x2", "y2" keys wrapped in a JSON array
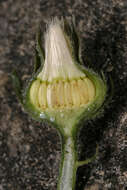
[{"x1": 12, "y1": 18, "x2": 108, "y2": 190}]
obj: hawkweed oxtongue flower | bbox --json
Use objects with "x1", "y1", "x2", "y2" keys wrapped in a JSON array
[{"x1": 12, "y1": 18, "x2": 107, "y2": 190}]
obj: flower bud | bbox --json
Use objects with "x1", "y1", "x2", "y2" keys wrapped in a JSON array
[{"x1": 15, "y1": 18, "x2": 107, "y2": 135}]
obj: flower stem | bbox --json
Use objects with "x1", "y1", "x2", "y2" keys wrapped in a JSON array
[{"x1": 57, "y1": 135, "x2": 77, "y2": 190}]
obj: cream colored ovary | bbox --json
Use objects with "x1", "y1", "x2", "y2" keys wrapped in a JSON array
[{"x1": 30, "y1": 78, "x2": 95, "y2": 110}]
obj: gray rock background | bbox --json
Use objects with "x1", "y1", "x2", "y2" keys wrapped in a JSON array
[{"x1": 0, "y1": 0, "x2": 127, "y2": 189}]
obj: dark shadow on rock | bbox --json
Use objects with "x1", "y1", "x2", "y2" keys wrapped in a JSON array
[{"x1": 76, "y1": 6, "x2": 127, "y2": 190}]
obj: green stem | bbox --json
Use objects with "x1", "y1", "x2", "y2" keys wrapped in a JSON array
[{"x1": 57, "y1": 135, "x2": 77, "y2": 190}]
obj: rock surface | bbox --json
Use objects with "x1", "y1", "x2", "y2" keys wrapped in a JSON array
[{"x1": 0, "y1": 0, "x2": 127, "y2": 190}]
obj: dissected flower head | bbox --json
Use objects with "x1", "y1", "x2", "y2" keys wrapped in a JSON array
[
  {"x1": 12, "y1": 18, "x2": 107, "y2": 135},
  {"x1": 30, "y1": 20, "x2": 95, "y2": 111}
]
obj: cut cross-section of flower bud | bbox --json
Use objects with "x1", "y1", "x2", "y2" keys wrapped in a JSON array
[
  {"x1": 30, "y1": 21, "x2": 95, "y2": 110},
  {"x1": 24, "y1": 18, "x2": 107, "y2": 135}
]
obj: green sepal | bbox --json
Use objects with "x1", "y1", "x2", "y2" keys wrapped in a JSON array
[
  {"x1": 103, "y1": 74, "x2": 114, "y2": 106},
  {"x1": 35, "y1": 26, "x2": 45, "y2": 68},
  {"x1": 11, "y1": 70, "x2": 23, "y2": 104},
  {"x1": 33, "y1": 48, "x2": 42, "y2": 73}
]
